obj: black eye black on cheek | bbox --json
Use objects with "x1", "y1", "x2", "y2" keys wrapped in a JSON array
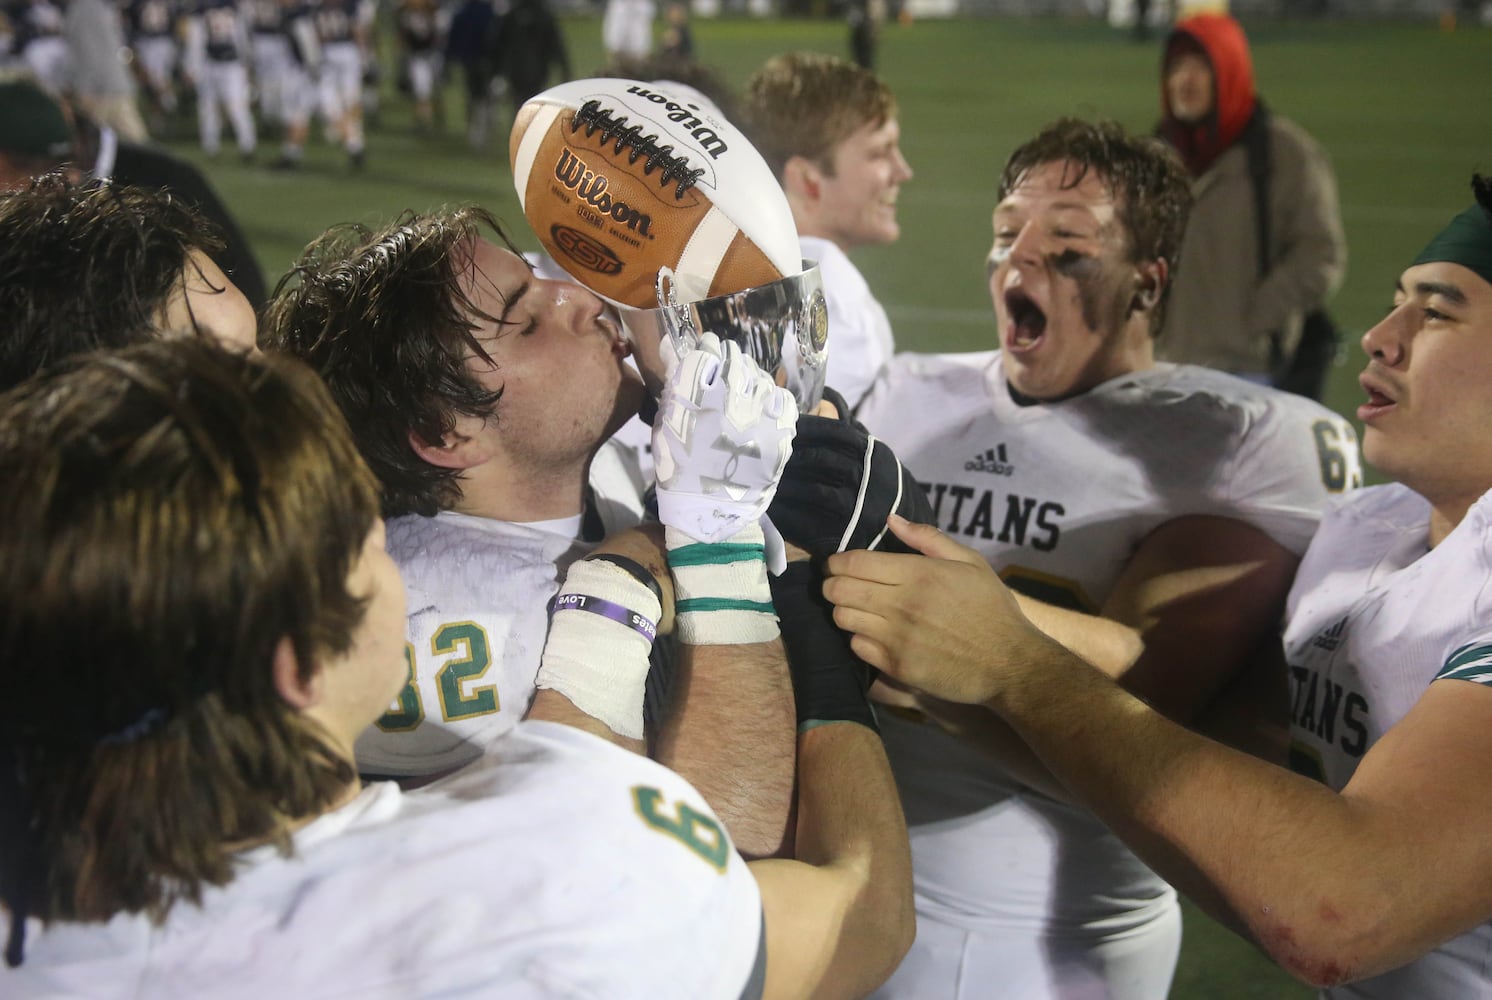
[{"x1": 1051, "y1": 249, "x2": 1091, "y2": 275}]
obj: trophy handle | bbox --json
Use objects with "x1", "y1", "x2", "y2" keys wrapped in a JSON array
[{"x1": 655, "y1": 266, "x2": 701, "y2": 359}]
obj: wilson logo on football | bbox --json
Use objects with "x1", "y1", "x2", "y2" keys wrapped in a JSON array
[
  {"x1": 551, "y1": 225, "x2": 624, "y2": 276},
  {"x1": 623, "y1": 85, "x2": 729, "y2": 160},
  {"x1": 553, "y1": 149, "x2": 655, "y2": 237}
]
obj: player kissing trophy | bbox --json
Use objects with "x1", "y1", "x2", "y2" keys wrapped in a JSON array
[
  {"x1": 509, "y1": 77, "x2": 829, "y2": 413},
  {"x1": 508, "y1": 77, "x2": 938, "y2": 747},
  {"x1": 510, "y1": 76, "x2": 932, "y2": 557}
]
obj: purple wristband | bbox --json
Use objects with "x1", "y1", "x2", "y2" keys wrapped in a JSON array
[{"x1": 550, "y1": 593, "x2": 658, "y2": 642}]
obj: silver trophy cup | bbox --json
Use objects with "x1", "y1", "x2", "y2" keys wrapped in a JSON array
[{"x1": 653, "y1": 261, "x2": 830, "y2": 412}]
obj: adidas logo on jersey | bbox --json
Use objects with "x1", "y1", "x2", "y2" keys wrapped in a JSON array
[
  {"x1": 964, "y1": 444, "x2": 1014, "y2": 476},
  {"x1": 1312, "y1": 616, "x2": 1347, "y2": 652}
]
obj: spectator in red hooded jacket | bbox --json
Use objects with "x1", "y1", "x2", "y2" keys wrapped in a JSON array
[{"x1": 1154, "y1": 12, "x2": 1346, "y2": 397}]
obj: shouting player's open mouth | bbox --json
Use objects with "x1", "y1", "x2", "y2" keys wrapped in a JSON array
[{"x1": 1003, "y1": 288, "x2": 1047, "y2": 353}]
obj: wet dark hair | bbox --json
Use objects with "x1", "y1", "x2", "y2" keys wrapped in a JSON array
[
  {"x1": 264, "y1": 206, "x2": 527, "y2": 518},
  {"x1": 998, "y1": 118, "x2": 1193, "y2": 334},
  {"x1": 0, "y1": 340, "x2": 380, "y2": 961},
  {"x1": 0, "y1": 175, "x2": 226, "y2": 391}
]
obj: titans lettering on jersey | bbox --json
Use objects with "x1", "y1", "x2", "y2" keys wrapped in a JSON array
[
  {"x1": 1288, "y1": 664, "x2": 1369, "y2": 773},
  {"x1": 1284, "y1": 593, "x2": 1384, "y2": 786},
  {"x1": 861, "y1": 353, "x2": 1356, "y2": 617},
  {"x1": 1283, "y1": 569, "x2": 1390, "y2": 786},
  {"x1": 1283, "y1": 483, "x2": 1492, "y2": 791},
  {"x1": 1286, "y1": 614, "x2": 1369, "y2": 778},
  {"x1": 919, "y1": 478, "x2": 1063, "y2": 551},
  {"x1": 1289, "y1": 638, "x2": 1492, "y2": 770}
]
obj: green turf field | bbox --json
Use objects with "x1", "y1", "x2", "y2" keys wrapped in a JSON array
[{"x1": 162, "y1": 14, "x2": 1489, "y2": 997}]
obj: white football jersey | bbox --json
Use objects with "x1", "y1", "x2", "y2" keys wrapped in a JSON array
[
  {"x1": 2, "y1": 722, "x2": 766, "y2": 999},
  {"x1": 858, "y1": 353, "x2": 1360, "y2": 997},
  {"x1": 1284, "y1": 484, "x2": 1492, "y2": 999},
  {"x1": 355, "y1": 443, "x2": 648, "y2": 778},
  {"x1": 800, "y1": 236, "x2": 895, "y2": 410},
  {"x1": 860, "y1": 354, "x2": 1359, "y2": 608}
]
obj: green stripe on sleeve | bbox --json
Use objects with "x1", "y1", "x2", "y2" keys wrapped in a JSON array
[{"x1": 1436, "y1": 642, "x2": 1492, "y2": 684}]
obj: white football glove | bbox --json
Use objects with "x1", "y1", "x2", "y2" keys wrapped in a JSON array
[{"x1": 653, "y1": 332, "x2": 798, "y2": 544}]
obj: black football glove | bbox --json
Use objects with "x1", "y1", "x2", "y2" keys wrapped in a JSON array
[
  {"x1": 769, "y1": 560, "x2": 877, "y2": 733},
  {"x1": 768, "y1": 386, "x2": 936, "y2": 558}
]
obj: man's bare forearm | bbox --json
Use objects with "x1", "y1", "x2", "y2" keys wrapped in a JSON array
[
  {"x1": 654, "y1": 638, "x2": 797, "y2": 858},
  {"x1": 985, "y1": 637, "x2": 1482, "y2": 987},
  {"x1": 749, "y1": 721, "x2": 914, "y2": 1000},
  {"x1": 1013, "y1": 592, "x2": 1144, "y2": 675},
  {"x1": 792, "y1": 722, "x2": 913, "y2": 994}
]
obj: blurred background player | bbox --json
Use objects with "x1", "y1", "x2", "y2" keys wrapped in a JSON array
[
  {"x1": 247, "y1": 0, "x2": 291, "y2": 136},
  {"x1": 851, "y1": 117, "x2": 1360, "y2": 1000},
  {"x1": 443, "y1": 0, "x2": 496, "y2": 150},
  {"x1": 601, "y1": 0, "x2": 653, "y2": 63},
  {"x1": 123, "y1": 0, "x2": 180, "y2": 126},
  {"x1": 183, "y1": 0, "x2": 256, "y2": 160},
  {"x1": 825, "y1": 174, "x2": 1492, "y2": 1000},
  {"x1": 272, "y1": 0, "x2": 323, "y2": 168},
  {"x1": 742, "y1": 52, "x2": 912, "y2": 409},
  {"x1": 658, "y1": 1, "x2": 691, "y2": 59},
  {"x1": 5, "y1": 0, "x2": 67, "y2": 94},
  {"x1": 313, "y1": 0, "x2": 373, "y2": 167},
  {"x1": 64, "y1": 0, "x2": 148, "y2": 141},
  {"x1": 846, "y1": 0, "x2": 886, "y2": 70},
  {"x1": 394, "y1": 0, "x2": 442, "y2": 133},
  {"x1": 488, "y1": 0, "x2": 569, "y2": 128},
  {"x1": 0, "y1": 336, "x2": 911, "y2": 997},
  {"x1": 1155, "y1": 12, "x2": 1347, "y2": 398}
]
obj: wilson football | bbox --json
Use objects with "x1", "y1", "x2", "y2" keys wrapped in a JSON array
[{"x1": 510, "y1": 78, "x2": 801, "y2": 310}]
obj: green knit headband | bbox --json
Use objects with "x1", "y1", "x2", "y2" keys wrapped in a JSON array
[{"x1": 1411, "y1": 202, "x2": 1492, "y2": 288}]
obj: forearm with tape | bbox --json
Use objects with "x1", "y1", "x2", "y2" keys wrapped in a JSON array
[
  {"x1": 535, "y1": 557, "x2": 662, "y2": 740},
  {"x1": 666, "y1": 522, "x2": 779, "y2": 645}
]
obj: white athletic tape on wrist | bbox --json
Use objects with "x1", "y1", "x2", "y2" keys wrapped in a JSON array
[
  {"x1": 535, "y1": 558, "x2": 663, "y2": 741},
  {"x1": 666, "y1": 523, "x2": 778, "y2": 645}
]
